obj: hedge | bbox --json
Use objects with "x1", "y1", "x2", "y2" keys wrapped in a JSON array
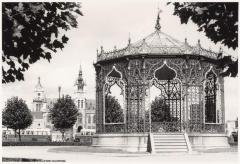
[
  {"x1": 2, "y1": 141, "x2": 92, "y2": 146},
  {"x1": 2, "y1": 157, "x2": 66, "y2": 162}
]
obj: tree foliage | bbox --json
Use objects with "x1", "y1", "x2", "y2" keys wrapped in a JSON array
[
  {"x1": 170, "y1": 2, "x2": 238, "y2": 77},
  {"x1": 151, "y1": 97, "x2": 171, "y2": 122},
  {"x1": 105, "y1": 95, "x2": 124, "y2": 123},
  {"x1": 49, "y1": 95, "x2": 78, "y2": 141},
  {"x1": 2, "y1": 2, "x2": 83, "y2": 83},
  {"x1": 2, "y1": 97, "x2": 33, "y2": 141}
]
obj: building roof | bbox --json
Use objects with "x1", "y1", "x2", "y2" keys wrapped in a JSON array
[{"x1": 96, "y1": 12, "x2": 224, "y2": 62}]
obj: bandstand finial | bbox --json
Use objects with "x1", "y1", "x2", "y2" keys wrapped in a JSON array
[
  {"x1": 219, "y1": 46, "x2": 223, "y2": 53},
  {"x1": 155, "y1": 8, "x2": 162, "y2": 31},
  {"x1": 185, "y1": 38, "x2": 188, "y2": 44},
  {"x1": 197, "y1": 39, "x2": 201, "y2": 46},
  {"x1": 128, "y1": 32, "x2": 131, "y2": 45}
]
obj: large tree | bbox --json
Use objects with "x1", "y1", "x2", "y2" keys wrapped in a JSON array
[
  {"x1": 151, "y1": 97, "x2": 171, "y2": 122},
  {"x1": 2, "y1": 2, "x2": 83, "y2": 83},
  {"x1": 49, "y1": 95, "x2": 78, "y2": 141},
  {"x1": 2, "y1": 97, "x2": 33, "y2": 141},
  {"x1": 169, "y1": 2, "x2": 238, "y2": 77},
  {"x1": 105, "y1": 95, "x2": 124, "y2": 123}
]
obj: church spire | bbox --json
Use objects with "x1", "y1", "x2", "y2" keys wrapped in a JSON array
[
  {"x1": 155, "y1": 8, "x2": 162, "y2": 31},
  {"x1": 35, "y1": 76, "x2": 43, "y2": 90},
  {"x1": 75, "y1": 64, "x2": 85, "y2": 92},
  {"x1": 79, "y1": 65, "x2": 82, "y2": 76},
  {"x1": 34, "y1": 76, "x2": 45, "y2": 101}
]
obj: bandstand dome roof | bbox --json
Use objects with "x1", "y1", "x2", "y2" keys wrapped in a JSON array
[{"x1": 96, "y1": 12, "x2": 223, "y2": 62}]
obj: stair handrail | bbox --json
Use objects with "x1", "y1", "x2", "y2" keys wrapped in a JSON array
[
  {"x1": 184, "y1": 132, "x2": 192, "y2": 152},
  {"x1": 149, "y1": 133, "x2": 155, "y2": 154}
]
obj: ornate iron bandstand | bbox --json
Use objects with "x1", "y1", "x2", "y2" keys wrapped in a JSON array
[{"x1": 93, "y1": 14, "x2": 228, "y2": 151}]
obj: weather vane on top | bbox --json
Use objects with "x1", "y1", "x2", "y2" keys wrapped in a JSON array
[{"x1": 155, "y1": 7, "x2": 162, "y2": 31}]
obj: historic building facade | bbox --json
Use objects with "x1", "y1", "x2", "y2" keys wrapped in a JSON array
[
  {"x1": 30, "y1": 77, "x2": 52, "y2": 131},
  {"x1": 73, "y1": 66, "x2": 96, "y2": 136},
  {"x1": 3, "y1": 66, "x2": 96, "y2": 140}
]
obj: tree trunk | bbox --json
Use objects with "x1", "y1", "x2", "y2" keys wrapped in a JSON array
[
  {"x1": 18, "y1": 129, "x2": 21, "y2": 142},
  {"x1": 61, "y1": 132, "x2": 65, "y2": 142},
  {"x1": 14, "y1": 129, "x2": 17, "y2": 138}
]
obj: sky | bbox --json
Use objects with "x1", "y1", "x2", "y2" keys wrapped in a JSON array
[{"x1": 2, "y1": 0, "x2": 238, "y2": 121}]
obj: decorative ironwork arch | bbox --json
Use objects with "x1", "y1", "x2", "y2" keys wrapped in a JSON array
[
  {"x1": 104, "y1": 66, "x2": 125, "y2": 95},
  {"x1": 148, "y1": 62, "x2": 182, "y2": 132},
  {"x1": 204, "y1": 67, "x2": 218, "y2": 123},
  {"x1": 103, "y1": 66, "x2": 126, "y2": 133}
]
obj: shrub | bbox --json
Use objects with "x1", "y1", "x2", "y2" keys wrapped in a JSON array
[{"x1": 2, "y1": 140, "x2": 92, "y2": 146}]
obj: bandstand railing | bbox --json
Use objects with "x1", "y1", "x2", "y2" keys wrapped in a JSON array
[
  {"x1": 104, "y1": 123, "x2": 125, "y2": 133},
  {"x1": 151, "y1": 121, "x2": 182, "y2": 133},
  {"x1": 187, "y1": 122, "x2": 225, "y2": 134},
  {"x1": 100, "y1": 122, "x2": 225, "y2": 134}
]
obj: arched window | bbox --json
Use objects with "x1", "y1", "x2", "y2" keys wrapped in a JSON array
[
  {"x1": 81, "y1": 100, "x2": 84, "y2": 108},
  {"x1": 78, "y1": 113, "x2": 82, "y2": 124},
  {"x1": 78, "y1": 100, "x2": 80, "y2": 109},
  {"x1": 104, "y1": 66, "x2": 125, "y2": 124},
  {"x1": 188, "y1": 86, "x2": 201, "y2": 123},
  {"x1": 36, "y1": 103, "x2": 42, "y2": 112},
  {"x1": 88, "y1": 115, "x2": 91, "y2": 124},
  {"x1": 205, "y1": 69, "x2": 217, "y2": 123},
  {"x1": 93, "y1": 115, "x2": 96, "y2": 123},
  {"x1": 148, "y1": 63, "x2": 182, "y2": 132}
]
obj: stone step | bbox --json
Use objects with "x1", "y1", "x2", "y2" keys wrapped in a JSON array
[
  {"x1": 153, "y1": 133, "x2": 184, "y2": 136},
  {"x1": 153, "y1": 138, "x2": 185, "y2": 141},
  {"x1": 155, "y1": 145, "x2": 187, "y2": 149},
  {"x1": 153, "y1": 133, "x2": 184, "y2": 135},
  {"x1": 153, "y1": 134, "x2": 184, "y2": 136},
  {"x1": 153, "y1": 136, "x2": 185, "y2": 139},
  {"x1": 151, "y1": 133, "x2": 189, "y2": 153},
  {"x1": 154, "y1": 142, "x2": 187, "y2": 146},
  {"x1": 154, "y1": 141, "x2": 186, "y2": 144},
  {"x1": 155, "y1": 149, "x2": 188, "y2": 152}
]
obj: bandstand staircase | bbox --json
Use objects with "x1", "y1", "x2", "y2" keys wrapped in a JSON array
[{"x1": 148, "y1": 133, "x2": 192, "y2": 153}]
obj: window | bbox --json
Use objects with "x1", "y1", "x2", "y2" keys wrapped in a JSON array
[
  {"x1": 81, "y1": 100, "x2": 84, "y2": 108},
  {"x1": 36, "y1": 104, "x2": 41, "y2": 112},
  {"x1": 88, "y1": 115, "x2": 91, "y2": 124},
  {"x1": 93, "y1": 115, "x2": 96, "y2": 123},
  {"x1": 205, "y1": 70, "x2": 217, "y2": 123},
  {"x1": 188, "y1": 86, "x2": 201, "y2": 122},
  {"x1": 78, "y1": 113, "x2": 82, "y2": 124},
  {"x1": 47, "y1": 115, "x2": 50, "y2": 122},
  {"x1": 78, "y1": 100, "x2": 80, "y2": 109}
]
